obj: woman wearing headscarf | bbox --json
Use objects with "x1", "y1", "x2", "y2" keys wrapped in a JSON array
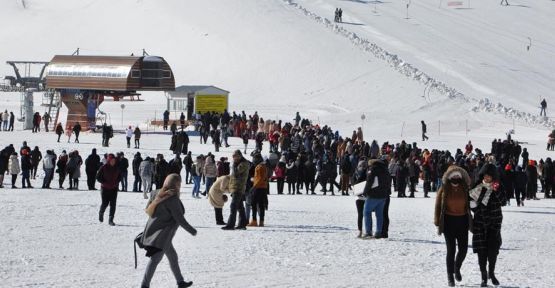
[
  {"x1": 469, "y1": 163, "x2": 505, "y2": 287},
  {"x1": 208, "y1": 175, "x2": 230, "y2": 225},
  {"x1": 140, "y1": 174, "x2": 197, "y2": 288},
  {"x1": 434, "y1": 166, "x2": 473, "y2": 287}
]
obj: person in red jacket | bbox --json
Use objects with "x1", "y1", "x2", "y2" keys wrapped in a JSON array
[{"x1": 97, "y1": 154, "x2": 122, "y2": 226}]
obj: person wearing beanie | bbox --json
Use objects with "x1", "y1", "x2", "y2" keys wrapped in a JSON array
[
  {"x1": 96, "y1": 154, "x2": 121, "y2": 226},
  {"x1": 140, "y1": 174, "x2": 197, "y2": 288},
  {"x1": 434, "y1": 166, "x2": 473, "y2": 287},
  {"x1": 469, "y1": 163, "x2": 505, "y2": 287}
]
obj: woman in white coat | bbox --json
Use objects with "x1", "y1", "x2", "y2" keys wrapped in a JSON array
[{"x1": 8, "y1": 152, "x2": 21, "y2": 188}]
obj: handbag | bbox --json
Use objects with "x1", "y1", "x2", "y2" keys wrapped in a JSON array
[{"x1": 133, "y1": 232, "x2": 144, "y2": 269}]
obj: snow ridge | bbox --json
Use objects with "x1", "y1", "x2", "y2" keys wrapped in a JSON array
[{"x1": 282, "y1": 0, "x2": 555, "y2": 128}]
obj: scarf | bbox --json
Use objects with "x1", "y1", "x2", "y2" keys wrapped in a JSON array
[
  {"x1": 145, "y1": 174, "x2": 181, "y2": 217},
  {"x1": 469, "y1": 181, "x2": 493, "y2": 207}
]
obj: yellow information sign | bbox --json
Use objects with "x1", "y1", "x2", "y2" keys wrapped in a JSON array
[{"x1": 194, "y1": 94, "x2": 228, "y2": 114}]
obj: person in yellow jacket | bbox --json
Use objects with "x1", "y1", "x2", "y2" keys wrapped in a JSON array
[
  {"x1": 208, "y1": 175, "x2": 230, "y2": 225},
  {"x1": 248, "y1": 159, "x2": 269, "y2": 227}
]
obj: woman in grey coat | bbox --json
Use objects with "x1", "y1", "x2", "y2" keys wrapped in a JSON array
[{"x1": 140, "y1": 173, "x2": 197, "y2": 288}]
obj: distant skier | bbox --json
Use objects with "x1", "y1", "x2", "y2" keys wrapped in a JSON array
[
  {"x1": 421, "y1": 120, "x2": 429, "y2": 141},
  {"x1": 338, "y1": 8, "x2": 343, "y2": 22},
  {"x1": 540, "y1": 99, "x2": 547, "y2": 117},
  {"x1": 500, "y1": 0, "x2": 509, "y2": 6}
]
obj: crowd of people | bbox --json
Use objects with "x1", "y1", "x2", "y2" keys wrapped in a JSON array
[{"x1": 1, "y1": 108, "x2": 554, "y2": 288}]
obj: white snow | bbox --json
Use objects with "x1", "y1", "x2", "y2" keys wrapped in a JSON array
[
  {"x1": 1, "y1": 0, "x2": 555, "y2": 286},
  {"x1": 1, "y1": 132, "x2": 555, "y2": 287}
]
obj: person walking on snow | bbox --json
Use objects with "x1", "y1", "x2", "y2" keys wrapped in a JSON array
[
  {"x1": 421, "y1": 120, "x2": 429, "y2": 141},
  {"x1": 140, "y1": 174, "x2": 197, "y2": 288},
  {"x1": 97, "y1": 154, "x2": 121, "y2": 226},
  {"x1": 540, "y1": 98, "x2": 547, "y2": 117},
  {"x1": 470, "y1": 164, "x2": 505, "y2": 287},
  {"x1": 434, "y1": 166, "x2": 473, "y2": 287}
]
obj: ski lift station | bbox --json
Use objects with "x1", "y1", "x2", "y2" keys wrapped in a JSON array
[{"x1": 1, "y1": 53, "x2": 176, "y2": 131}]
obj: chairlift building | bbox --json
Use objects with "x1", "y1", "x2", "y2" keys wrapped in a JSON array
[{"x1": 45, "y1": 55, "x2": 175, "y2": 130}]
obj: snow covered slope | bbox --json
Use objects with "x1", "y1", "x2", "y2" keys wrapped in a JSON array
[
  {"x1": 0, "y1": 0, "x2": 553, "y2": 142},
  {"x1": 286, "y1": 0, "x2": 555, "y2": 124}
]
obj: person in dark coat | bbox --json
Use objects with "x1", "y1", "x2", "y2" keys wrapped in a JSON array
[
  {"x1": 183, "y1": 152, "x2": 193, "y2": 184},
  {"x1": 179, "y1": 112, "x2": 186, "y2": 130},
  {"x1": 8, "y1": 112, "x2": 15, "y2": 131},
  {"x1": 72, "y1": 123, "x2": 81, "y2": 143},
  {"x1": 396, "y1": 160, "x2": 409, "y2": 198},
  {"x1": 97, "y1": 154, "x2": 121, "y2": 226},
  {"x1": 501, "y1": 163, "x2": 515, "y2": 205},
  {"x1": 362, "y1": 159, "x2": 390, "y2": 239},
  {"x1": 85, "y1": 149, "x2": 101, "y2": 190},
  {"x1": 525, "y1": 160, "x2": 538, "y2": 200},
  {"x1": 132, "y1": 152, "x2": 143, "y2": 192},
  {"x1": 0, "y1": 148, "x2": 9, "y2": 188},
  {"x1": 154, "y1": 154, "x2": 169, "y2": 189},
  {"x1": 286, "y1": 159, "x2": 298, "y2": 194},
  {"x1": 163, "y1": 110, "x2": 170, "y2": 130},
  {"x1": 20, "y1": 149, "x2": 33, "y2": 188},
  {"x1": 117, "y1": 153, "x2": 129, "y2": 192},
  {"x1": 55, "y1": 123, "x2": 64, "y2": 142},
  {"x1": 182, "y1": 132, "x2": 190, "y2": 155},
  {"x1": 170, "y1": 122, "x2": 177, "y2": 136},
  {"x1": 30, "y1": 146, "x2": 42, "y2": 179},
  {"x1": 57, "y1": 151, "x2": 68, "y2": 189},
  {"x1": 470, "y1": 164, "x2": 505, "y2": 287},
  {"x1": 168, "y1": 155, "x2": 183, "y2": 176},
  {"x1": 521, "y1": 148, "x2": 529, "y2": 170},
  {"x1": 134, "y1": 127, "x2": 142, "y2": 149},
  {"x1": 542, "y1": 158, "x2": 554, "y2": 198},
  {"x1": 303, "y1": 156, "x2": 316, "y2": 194},
  {"x1": 140, "y1": 174, "x2": 197, "y2": 288},
  {"x1": 421, "y1": 120, "x2": 429, "y2": 141},
  {"x1": 513, "y1": 166, "x2": 527, "y2": 206}
]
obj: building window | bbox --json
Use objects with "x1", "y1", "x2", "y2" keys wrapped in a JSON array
[
  {"x1": 163, "y1": 70, "x2": 172, "y2": 79},
  {"x1": 131, "y1": 70, "x2": 141, "y2": 78}
]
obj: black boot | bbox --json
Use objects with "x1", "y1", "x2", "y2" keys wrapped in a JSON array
[
  {"x1": 99, "y1": 212, "x2": 104, "y2": 223},
  {"x1": 489, "y1": 256, "x2": 499, "y2": 286},
  {"x1": 108, "y1": 216, "x2": 115, "y2": 226},
  {"x1": 447, "y1": 273, "x2": 455, "y2": 287},
  {"x1": 454, "y1": 266, "x2": 462, "y2": 282},
  {"x1": 177, "y1": 281, "x2": 193, "y2": 288},
  {"x1": 480, "y1": 271, "x2": 488, "y2": 287}
]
